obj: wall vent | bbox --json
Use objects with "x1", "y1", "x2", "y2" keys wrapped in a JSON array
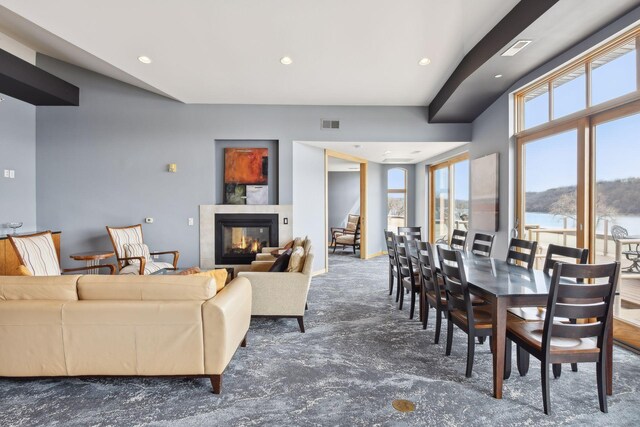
[
  {"x1": 501, "y1": 40, "x2": 532, "y2": 57},
  {"x1": 321, "y1": 119, "x2": 340, "y2": 130}
]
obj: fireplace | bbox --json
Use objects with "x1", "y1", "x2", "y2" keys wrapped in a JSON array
[{"x1": 215, "y1": 214, "x2": 279, "y2": 265}]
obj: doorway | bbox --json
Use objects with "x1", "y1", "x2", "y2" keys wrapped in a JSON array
[{"x1": 325, "y1": 150, "x2": 368, "y2": 270}]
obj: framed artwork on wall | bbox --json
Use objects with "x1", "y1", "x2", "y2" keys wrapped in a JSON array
[
  {"x1": 224, "y1": 148, "x2": 269, "y2": 204},
  {"x1": 470, "y1": 152, "x2": 499, "y2": 231}
]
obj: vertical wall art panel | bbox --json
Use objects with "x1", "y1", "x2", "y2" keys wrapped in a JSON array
[
  {"x1": 224, "y1": 148, "x2": 269, "y2": 204},
  {"x1": 470, "y1": 153, "x2": 499, "y2": 231}
]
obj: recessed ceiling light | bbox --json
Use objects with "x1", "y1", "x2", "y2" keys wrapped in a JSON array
[
  {"x1": 411, "y1": 150, "x2": 421, "y2": 154},
  {"x1": 354, "y1": 144, "x2": 362, "y2": 149},
  {"x1": 384, "y1": 150, "x2": 392, "y2": 155},
  {"x1": 138, "y1": 56, "x2": 152, "y2": 64},
  {"x1": 418, "y1": 57, "x2": 431, "y2": 66},
  {"x1": 494, "y1": 74, "x2": 503, "y2": 79},
  {"x1": 280, "y1": 56, "x2": 293, "y2": 65}
]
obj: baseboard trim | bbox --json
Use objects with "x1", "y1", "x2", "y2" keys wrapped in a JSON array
[
  {"x1": 312, "y1": 269, "x2": 327, "y2": 276},
  {"x1": 366, "y1": 251, "x2": 386, "y2": 259}
]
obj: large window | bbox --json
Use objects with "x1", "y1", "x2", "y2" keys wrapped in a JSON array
[
  {"x1": 387, "y1": 168, "x2": 407, "y2": 232},
  {"x1": 516, "y1": 27, "x2": 640, "y2": 349},
  {"x1": 429, "y1": 154, "x2": 469, "y2": 243}
]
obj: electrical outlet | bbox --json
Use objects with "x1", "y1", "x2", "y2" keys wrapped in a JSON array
[
  {"x1": 188, "y1": 218, "x2": 194, "y2": 226},
  {"x1": 9, "y1": 170, "x2": 15, "y2": 179},
  {"x1": 283, "y1": 218, "x2": 288, "y2": 225}
]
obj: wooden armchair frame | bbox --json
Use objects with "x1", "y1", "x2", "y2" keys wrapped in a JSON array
[
  {"x1": 106, "y1": 224, "x2": 179, "y2": 275},
  {"x1": 332, "y1": 216, "x2": 361, "y2": 254},
  {"x1": 8, "y1": 231, "x2": 115, "y2": 275}
]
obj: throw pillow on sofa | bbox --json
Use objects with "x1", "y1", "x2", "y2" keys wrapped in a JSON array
[
  {"x1": 268, "y1": 249, "x2": 292, "y2": 272},
  {"x1": 287, "y1": 246, "x2": 305, "y2": 272},
  {"x1": 193, "y1": 268, "x2": 228, "y2": 291}
]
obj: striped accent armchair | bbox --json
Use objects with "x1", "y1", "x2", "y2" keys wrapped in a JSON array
[
  {"x1": 106, "y1": 224, "x2": 179, "y2": 274},
  {"x1": 8, "y1": 231, "x2": 115, "y2": 276}
]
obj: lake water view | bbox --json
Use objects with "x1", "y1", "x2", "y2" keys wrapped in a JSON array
[{"x1": 526, "y1": 212, "x2": 640, "y2": 235}]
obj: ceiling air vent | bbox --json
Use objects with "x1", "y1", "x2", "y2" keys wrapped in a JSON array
[
  {"x1": 501, "y1": 40, "x2": 532, "y2": 57},
  {"x1": 321, "y1": 119, "x2": 340, "y2": 130},
  {"x1": 382, "y1": 158, "x2": 413, "y2": 163}
]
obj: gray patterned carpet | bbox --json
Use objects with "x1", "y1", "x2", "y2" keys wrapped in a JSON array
[{"x1": 2, "y1": 253, "x2": 640, "y2": 426}]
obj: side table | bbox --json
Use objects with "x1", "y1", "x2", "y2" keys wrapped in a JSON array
[{"x1": 70, "y1": 251, "x2": 115, "y2": 274}]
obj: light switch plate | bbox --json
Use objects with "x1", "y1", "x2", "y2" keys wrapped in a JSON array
[
  {"x1": 145, "y1": 217, "x2": 154, "y2": 224},
  {"x1": 3, "y1": 170, "x2": 9, "y2": 178},
  {"x1": 188, "y1": 218, "x2": 194, "y2": 226},
  {"x1": 9, "y1": 170, "x2": 15, "y2": 179}
]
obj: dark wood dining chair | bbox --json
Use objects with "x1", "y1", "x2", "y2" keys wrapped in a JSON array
[
  {"x1": 437, "y1": 246, "x2": 493, "y2": 378},
  {"x1": 450, "y1": 229, "x2": 467, "y2": 251},
  {"x1": 471, "y1": 233, "x2": 494, "y2": 257},
  {"x1": 416, "y1": 241, "x2": 447, "y2": 342},
  {"x1": 396, "y1": 235, "x2": 421, "y2": 319},
  {"x1": 505, "y1": 261, "x2": 620, "y2": 414},
  {"x1": 384, "y1": 230, "x2": 399, "y2": 297},
  {"x1": 512, "y1": 244, "x2": 590, "y2": 377},
  {"x1": 506, "y1": 238, "x2": 538, "y2": 270},
  {"x1": 398, "y1": 226, "x2": 422, "y2": 242}
]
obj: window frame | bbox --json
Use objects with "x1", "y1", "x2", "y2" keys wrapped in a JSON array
[
  {"x1": 515, "y1": 29, "x2": 640, "y2": 135},
  {"x1": 387, "y1": 167, "x2": 408, "y2": 231},
  {"x1": 428, "y1": 152, "x2": 469, "y2": 243}
]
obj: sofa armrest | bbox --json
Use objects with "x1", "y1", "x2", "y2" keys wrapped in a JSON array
[
  {"x1": 250, "y1": 260, "x2": 274, "y2": 272},
  {"x1": 202, "y1": 276, "x2": 252, "y2": 375},
  {"x1": 238, "y1": 272, "x2": 311, "y2": 316},
  {"x1": 255, "y1": 253, "x2": 276, "y2": 262}
]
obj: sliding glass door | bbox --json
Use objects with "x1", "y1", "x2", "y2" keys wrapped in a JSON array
[{"x1": 593, "y1": 109, "x2": 640, "y2": 346}]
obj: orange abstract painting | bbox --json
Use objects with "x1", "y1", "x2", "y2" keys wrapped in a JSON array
[{"x1": 224, "y1": 148, "x2": 268, "y2": 184}]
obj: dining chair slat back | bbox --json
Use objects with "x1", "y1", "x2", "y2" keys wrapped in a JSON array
[
  {"x1": 543, "y1": 244, "x2": 589, "y2": 282},
  {"x1": 450, "y1": 229, "x2": 468, "y2": 251},
  {"x1": 471, "y1": 233, "x2": 494, "y2": 257},
  {"x1": 506, "y1": 238, "x2": 538, "y2": 270},
  {"x1": 384, "y1": 230, "x2": 399, "y2": 296},
  {"x1": 398, "y1": 226, "x2": 422, "y2": 242}
]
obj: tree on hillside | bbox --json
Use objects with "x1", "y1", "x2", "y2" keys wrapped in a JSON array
[{"x1": 549, "y1": 191, "x2": 617, "y2": 226}]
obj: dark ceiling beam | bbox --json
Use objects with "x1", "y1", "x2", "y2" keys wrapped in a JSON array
[
  {"x1": 428, "y1": 0, "x2": 558, "y2": 123},
  {"x1": 0, "y1": 48, "x2": 79, "y2": 106}
]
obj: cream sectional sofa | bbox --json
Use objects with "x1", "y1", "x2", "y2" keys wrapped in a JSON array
[{"x1": 0, "y1": 274, "x2": 251, "y2": 394}]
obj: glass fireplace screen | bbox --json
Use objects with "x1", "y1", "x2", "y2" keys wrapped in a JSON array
[{"x1": 222, "y1": 226, "x2": 270, "y2": 256}]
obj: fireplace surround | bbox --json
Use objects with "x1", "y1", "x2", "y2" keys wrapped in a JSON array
[{"x1": 214, "y1": 214, "x2": 278, "y2": 265}]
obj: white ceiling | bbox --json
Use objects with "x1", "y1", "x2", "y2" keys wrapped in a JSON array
[
  {"x1": 0, "y1": 0, "x2": 518, "y2": 105},
  {"x1": 327, "y1": 157, "x2": 360, "y2": 172},
  {"x1": 300, "y1": 140, "x2": 468, "y2": 164}
]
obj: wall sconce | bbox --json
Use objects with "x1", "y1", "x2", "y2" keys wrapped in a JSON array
[{"x1": 168, "y1": 163, "x2": 177, "y2": 173}]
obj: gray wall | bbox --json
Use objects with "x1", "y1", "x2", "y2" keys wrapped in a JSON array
[
  {"x1": 327, "y1": 171, "x2": 360, "y2": 242},
  {"x1": 35, "y1": 55, "x2": 470, "y2": 268},
  {"x1": 418, "y1": 5, "x2": 640, "y2": 258},
  {"x1": 0, "y1": 94, "x2": 36, "y2": 235},
  {"x1": 214, "y1": 139, "x2": 278, "y2": 204}
]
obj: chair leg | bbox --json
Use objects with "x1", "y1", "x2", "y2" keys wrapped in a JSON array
[
  {"x1": 466, "y1": 333, "x2": 475, "y2": 378},
  {"x1": 571, "y1": 363, "x2": 578, "y2": 372},
  {"x1": 445, "y1": 315, "x2": 453, "y2": 356},
  {"x1": 541, "y1": 363, "x2": 551, "y2": 415},
  {"x1": 552, "y1": 364, "x2": 562, "y2": 379},
  {"x1": 597, "y1": 354, "x2": 608, "y2": 413},
  {"x1": 297, "y1": 316, "x2": 305, "y2": 333},
  {"x1": 409, "y1": 289, "x2": 416, "y2": 319},
  {"x1": 478, "y1": 336, "x2": 486, "y2": 344},
  {"x1": 305, "y1": 302, "x2": 308, "y2": 311},
  {"x1": 422, "y1": 301, "x2": 429, "y2": 330},
  {"x1": 388, "y1": 267, "x2": 394, "y2": 295},
  {"x1": 395, "y1": 273, "x2": 401, "y2": 303},
  {"x1": 399, "y1": 284, "x2": 404, "y2": 310},
  {"x1": 517, "y1": 346, "x2": 530, "y2": 376},
  {"x1": 353, "y1": 244, "x2": 356, "y2": 254},
  {"x1": 434, "y1": 309, "x2": 442, "y2": 344},
  {"x1": 332, "y1": 244, "x2": 337, "y2": 253},
  {"x1": 240, "y1": 334, "x2": 247, "y2": 347},
  {"x1": 504, "y1": 338, "x2": 512, "y2": 380},
  {"x1": 210, "y1": 374, "x2": 222, "y2": 394}
]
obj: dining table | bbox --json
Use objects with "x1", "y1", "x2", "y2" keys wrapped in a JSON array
[{"x1": 423, "y1": 246, "x2": 614, "y2": 399}]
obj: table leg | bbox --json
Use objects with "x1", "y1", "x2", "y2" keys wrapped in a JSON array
[{"x1": 491, "y1": 296, "x2": 506, "y2": 399}]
